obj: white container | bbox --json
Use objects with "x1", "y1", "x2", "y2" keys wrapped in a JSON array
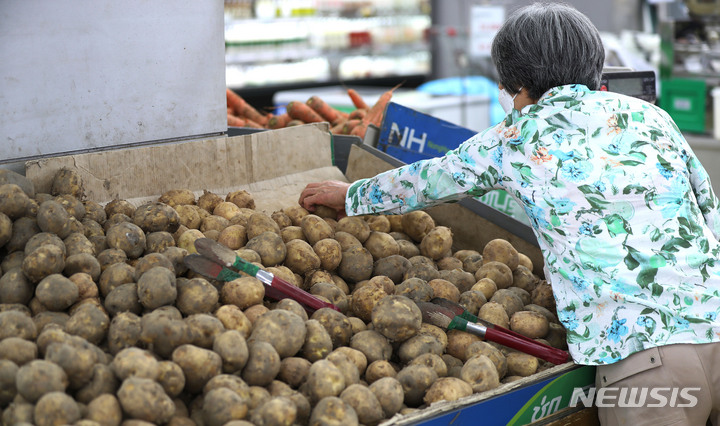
[
  {"x1": 713, "y1": 87, "x2": 720, "y2": 141},
  {"x1": 274, "y1": 86, "x2": 491, "y2": 131}
]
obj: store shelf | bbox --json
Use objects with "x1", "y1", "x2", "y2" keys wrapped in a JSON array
[{"x1": 223, "y1": 0, "x2": 431, "y2": 89}]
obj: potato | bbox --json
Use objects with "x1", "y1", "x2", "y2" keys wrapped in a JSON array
[
  {"x1": 221, "y1": 276, "x2": 265, "y2": 310},
  {"x1": 63, "y1": 253, "x2": 101, "y2": 282},
  {"x1": 249, "y1": 309, "x2": 306, "y2": 358},
  {"x1": 62, "y1": 231, "x2": 92, "y2": 256},
  {"x1": 305, "y1": 359, "x2": 346, "y2": 403},
  {"x1": 368, "y1": 376, "x2": 403, "y2": 418},
  {"x1": 312, "y1": 238, "x2": 342, "y2": 272},
  {"x1": 309, "y1": 396, "x2": 358, "y2": 426},
  {"x1": 371, "y1": 295, "x2": 421, "y2": 342},
  {"x1": 400, "y1": 211, "x2": 434, "y2": 242},
  {"x1": 75, "y1": 363, "x2": 119, "y2": 405},
  {"x1": 6, "y1": 217, "x2": 39, "y2": 253},
  {"x1": 445, "y1": 329, "x2": 482, "y2": 361},
  {"x1": 158, "y1": 189, "x2": 195, "y2": 207},
  {"x1": 196, "y1": 190, "x2": 223, "y2": 213},
  {"x1": 277, "y1": 356, "x2": 311, "y2": 389},
  {"x1": 107, "y1": 312, "x2": 142, "y2": 355},
  {"x1": 0, "y1": 212, "x2": 12, "y2": 249},
  {"x1": 423, "y1": 377, "x2": 473, "y2": 405},
  {"x1": 457, "y1": 290, "x2": 487, "y2": 316},
  {"x1": 418, "y1": 323, "x2": 449, "y2": 350},
  {"x1": 55, "y1": 194, "x2": 85, "y2": 220},
  {"x1": 472, "y1": 277, "x2": 498, "y2": 300},
  {"x1": 475, "y1": 261, "x2": 513, "y2": 289},
  {"x1": 301, "y1": 214, "x2": 334, "y2": 246},
  {"x1": 215, "y1": 224, "x2": 245, "y2": 250},
  {"x1": 465, "y1": 341, "x2": 508, "y2": 378},
  {"x1": 242, "y1": 340, "x2": 281, "y2": 387},
  {"x1": 137, "y1": 266, "x2": 177, "y2": 310},
  {"x1": 16, "y1": 359, "x2": 68, "y2": 402},
  {"x1": 363, "y1": 231, "x2": 399, "y2": 261},
  {"x1": 331, "y1": 233, "x2": 359, "y2": 254},
  {"x1": 213, "y1": 305, "x2": 252, "y2": 339},
  {"x1": 419, "y1": 226, "x2": 453, "y2": 260},
  {"x1": 225, "y1": 189, "x2": 255, "y2": 209},
  {"x1": 340, "y1": 384, "x2": 383, "y2": 426},
  {"x1": 117, "y1": 377, "x2": 175, "y2": 424},
  {"x1": 244, "y1": 304, "x2": 270, "y2": 324},
  {"x1": 282, "y1": 239, "x2": 320, "y2": 275},
  {"x1": 395, "y1": 277, "x2": 434, "y2": 303},
  {"x1": 460, "y1": 354, "x2": 500, "y2": 392},
  {"x1": 131, "y1": 201, "x2": 180, "y2": 233},
  {"x1": 175, "y1": 204, "x2": 202, "y2": 229},
  {"x1": 506, "y1": 352, "x2": 539, "y2": 377},
  {"x1": 65, "y1": 302, "x2": 110, "y2": 345},
  {"x1": 490, "y1": 288, "x2": 526, "y2": 318},
  {"x1": 396, "y1": 364, "x2": 437, "y2": 407},
  {"x1": 337, "y1": 245, "x2": 373, "y2": 284},
  {"x1": 176, "y1": 277, "x2": 219, "y2": 315},
  {"x1": 34, "y1": 391, "x2": 81, "y2": 426},
  {"x1": 510, "y1": 310, "x2": 549, "y2": 339},
  {"x1": 302, "y1": 319, "x2": 333, "y2": 362},
  {"x1": 201, "y1": 387, "x2": 249, "y2": 426},
  {"x1": 198, "y1": 215, "x2": 228, "y2": 234},
  {"x1": 427, "y1": 278, "x2": 461, "y2": 303},
  {"x1": 482, "y1": 238, "x2": 519, "y2": 271},
  {"x1": 364, "y1": 360, "x2": 395, "y2": 384},
  {"x1": 1, "y1": 401, "x2": 34, "y2": 424},
  {"x1": 397, "y1": 333, "x2": 444, "y2": 364},
  {"x1": 106, "y1": 222, "x2": 146, "y2": 259},
  {"x1": 309, "y1": 282, "x2": 348, "y2": 313},
  {"x1": 85, "y1": 394, "x2": 123, "y2": 426},
  {"x1": 531, "y1": 280, "x2": 557, "y2": 312},
  {"x1": 545, "y1": 322, "x2": 568, "y2": 350},
  {"x1": 111, "y1": 347, "x2": 160, "y2": 381},
  {"x1": 49, "y1": 168, "x2": 83, "y2": 198},
  {"x1": 0, "y1": 267, "x2": 33, "y2": 304},
  {"x1": 336, "y1": 217, "x2": 370, "y2": 243},
  {"x1": 33, "y1": 274, "x2": 78, "y2": 311},
  {"x1": 371, "y1": 255, "x2": 410, "y2": 285},
  {"x1": 245, "y1": 231, "x2": 286, "y2": 267},
  {"x1": 507, "y1": 286, "x2": 531, "y2": 305},
  {"x1": 185, "y1": 313, "x2": 225, "y2": 348},
  {"x1": 0, "y1": 184, "x2": 31, "y2": 220},
  {"x1": 154, "y1": 361, "x2": 185, "y2": 399},
  {"x1": 0, "y1": 337, "x2": 37, "y2": 366},
  {"x1": 172, "y1": 344, "x2": 223, "y2": 393},
  {"x1": 22, "y1": 243, "x2": 65, "y2": 283},
  {"x1": 280, "y1": 225, "x2": 305, "y2": 243},
  {"x1": 365, "y1": 215, "x2": 391, "y2": 233},
  {"x1": 347, "y1": 285, "x2": 384, "y2": 323},
  {"x1": 478, "y1": 301, "x2": 510, "y2": 329},
  {"x1": 310, "y1": 307, "x2": 353, "y2": 349},
  {"x1": 403, "y1": 261, "x2": 440, "y2": 283}
]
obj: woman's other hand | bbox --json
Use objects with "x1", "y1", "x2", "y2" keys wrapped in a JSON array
[{"x1": 298, "y1": 180, "x2": 351, "y2": 216}]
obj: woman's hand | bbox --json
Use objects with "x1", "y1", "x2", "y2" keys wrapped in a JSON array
[{"x1": 298, "y1": 180, "x2": 351, "y2": 216}]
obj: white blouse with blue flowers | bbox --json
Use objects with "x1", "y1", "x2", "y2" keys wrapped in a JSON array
[{"x1": 346, "y1": 84, "x2": 720, "y2": 365}]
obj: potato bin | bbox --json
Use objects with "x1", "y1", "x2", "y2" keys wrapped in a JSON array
[{"x1": 6, "y1": 123, "x2": 595, "y2": 425}]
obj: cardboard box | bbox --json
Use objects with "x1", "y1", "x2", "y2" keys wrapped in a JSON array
[{"x1": 23, "y1": 123, "x2": 595, "y2": 425}]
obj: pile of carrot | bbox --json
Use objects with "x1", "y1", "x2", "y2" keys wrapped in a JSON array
[{"x1": 225, "y1": 85, "x2": 399, "y2": 139}]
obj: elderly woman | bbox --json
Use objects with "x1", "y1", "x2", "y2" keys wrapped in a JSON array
[{"x1": 300, "y1": 3, "x2": 720, "y2": 424}]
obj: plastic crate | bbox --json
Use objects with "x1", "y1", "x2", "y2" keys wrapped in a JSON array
[{"x1": 660, "y1": 78, "x2": 707, "y2": 133}]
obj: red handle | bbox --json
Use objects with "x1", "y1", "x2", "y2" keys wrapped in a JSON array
[
  {"x1": 269, "y1": 276, "x2": 340, "y2": 312},
  {"x1": 483, "y1": 327, "x2": 570, "y2": 365}
]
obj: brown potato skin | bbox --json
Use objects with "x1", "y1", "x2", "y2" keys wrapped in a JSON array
[{"x1": 371, "y1": 295, "x2": 422, "y2": 343}]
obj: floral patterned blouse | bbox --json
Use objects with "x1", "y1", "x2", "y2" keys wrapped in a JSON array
[{"x1": 345, "y1": 84, "x2": 720, "y2": 365}]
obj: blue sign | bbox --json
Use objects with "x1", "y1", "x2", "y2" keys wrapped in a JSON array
[{"x1": 377, "y1": 102, "x2": 476, "y2": 164}]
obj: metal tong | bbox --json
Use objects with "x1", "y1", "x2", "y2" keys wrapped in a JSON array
[
  {"x1": 184, "y1": 238, "x2": 339, "y2": 313},
  {"x1": 418, "y1": 299, "x2": 571, "y2": 365}
]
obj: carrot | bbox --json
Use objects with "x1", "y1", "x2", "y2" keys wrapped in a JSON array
[
  {"x1": 268, "y1": 113, "x2": 291, "y2": 129},
  {"x1": 364, "y1": 84, "x2": 400, "y2": 127},
  {"x1": 307, "y1": 96, "x2": 346, "y2": 123},
  {"x1": 286, "y1": 119, "x2": 305, "y2": 127},
  {"x1": 226, "y1": 88, "x2": 246, "y2": 113},
  {"x1": 243, "y1": 118, "x2": 264, "y2": 128},
  {"x1": 348, "y1": 108, "x2": 367, "y2": 120},
  {"x1": 330, "y1": 119, "x2": 348, "y2": 134},
  {"x1": 238, "y1": 104, "x2": 269, "y2": 126},
  {"x1": 350, "y1": 122, "x2": 369, "y2": 138},
  {"x1": 347, "y1": 88, "x2": 369, "y2": 110},
  {"x1": 227, "y1": 114, "x2": 245, "y2": 127},
  {"x1": 342, "y1": 119, "x2": 362, "y2": 135},
  {"x1": 286, "y1": 101, "x2": 324, "y2": 123}
]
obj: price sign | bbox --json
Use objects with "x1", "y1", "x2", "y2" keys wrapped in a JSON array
[{"x1": 469, "y1": 5, "x2": 505, "y2": 57}]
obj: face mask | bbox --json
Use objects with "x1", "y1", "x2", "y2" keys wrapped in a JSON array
[{"x1": 498, "y1": 86, "x2": 522, "y2": 113}]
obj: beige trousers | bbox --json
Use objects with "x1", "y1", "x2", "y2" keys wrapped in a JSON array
[{"x1": 595, "y1": 342, "x2": 720, "y2": 426}]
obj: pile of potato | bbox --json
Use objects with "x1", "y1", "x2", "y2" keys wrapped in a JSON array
[{"x1": 0, "y1": 167, "x2": 567, "y2": 426}]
